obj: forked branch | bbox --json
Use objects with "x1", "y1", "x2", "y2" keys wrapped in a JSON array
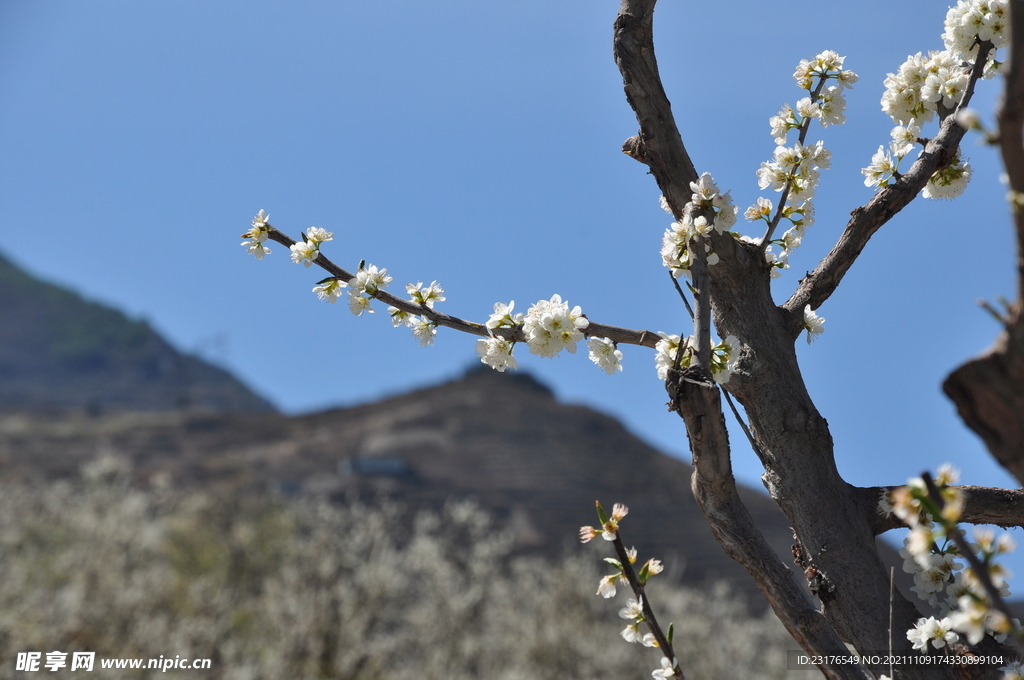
[{"x1": 785, "y1": 43, "x2": 994, "y2": 315}]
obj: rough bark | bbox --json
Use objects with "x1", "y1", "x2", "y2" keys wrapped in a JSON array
[
  {"x1": 614, "y1": 1, "x2": 1011, "y2": 677},
  {"x1": 668, "y1": 367, "x2": 868, "y2": 680},
  {"x1": 865, "y1": 485, "x2": 1024, "y2": 535}
]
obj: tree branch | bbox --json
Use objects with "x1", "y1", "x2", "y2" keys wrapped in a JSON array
[
  {"x1": 785, "y1": 42, "x2": 994, "y2": 315},
  {"x1": 613, "y1": 0, "x2": 699, "y2": 218},
  {"x1": 666, "y1": 372, "x2": 869, "y2": 680},
  {"x1": 264, "y1": 228, "x2": 661, "y2": 349},
  {"x1": 943, "y1": 3, "x2": 1024, "y2": 483},
  {"x1": 864, "y1": 485, "x2": 1024, "y2": 536}
]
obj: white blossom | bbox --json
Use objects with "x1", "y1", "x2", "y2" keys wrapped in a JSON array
[
  {"x1": 890, "y1": 122, "x2": 921, "y2": 158},
  {"x1": 242, "y1": 238, "x2": 270, "y2": 259},
  {"x1": 388, "y1": 306, "x2": 413, "y2": 327},
  {"x1": 863, "y1": 146, "x2": 898, "y2": 189},
  {"x1": 744, "y1": 197, "x2": 773, "y2": 222},
  {"x1": 250, "y1": 209, "x2": 270, "y2": 230},
  {"x1": 948, "y1": 595, "x2": 990, "y2": 644},
  {"x1": 347, "y1": 289, "x2": 374, "y2": 316},
  {"x1": 289, "y1": 240, "x2": 319, "y2": 267},
  {"x1": 587, "y1": 337, "x2": 623, "y2": 375},
  {"x1": 241, "y1": 210, "x2": 272, "y2": 259},
  {"x1": 350, "y1": 264, "x2": 393, "y2": 295},
  {"x1": 711, "y1": 335, "x2": 741, "y2": 384},
  {"x1": 818, "y1": 86, "x2": 847, "y2": 127},
  {"x1": 621, "y1": 622, "x2": 644, "y2": 643},
  {"x1": 651, "y1": 657, "x2": 678, "y2": 679},
  {"x1": 907, "y1": 616, "x2": 959, "y2": 651},
  {"x1": 597, "y1": 574, "x2": 617, "y2": 599},
  {"x1": 796, "y1": 97, "x2": 819, "y2": 120},
  {"x1": 475, "y1": 335, "x2": 517, "y2": 372},
  {"x1": 407, "y1": 281, "x2": 445, "y2": 308},
  {"x1": 410, "y1": 317, "x2": 436, "y2": 347},
  {"x1": 522, "y1": 295, "x2": 589, "y2": 358},
  {"x1": 618, "y1": 597, "x2": 645, "y2": 621},
  {"x1": 802, "y1": 305, "x2": 825, "y2": 343},
  {"x1": 486, "y1": 301, "x2": 523, "y2": 330},
  {"x1": 923, "y1": 156, "x2": 972, "y2": 199},
  {"x1": 312, "y1": 278, "x2": 346, "y2": 303},
  {"x1": 769, "y1": 104, "x2": 796, "y2": 145},
  {"x1": 305, "y1": 226, "x2": 334, "y2": 244},
  {"x1": 654, "y1": 332, "x2": 690, "y2": 380}
]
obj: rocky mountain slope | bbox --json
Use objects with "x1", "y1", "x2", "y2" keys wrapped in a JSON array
[
  {"x1": 0, "y1": 255, "x2": 911, "y2": 609},
  {"x1": 0, "y1": 366, "x2": 816, "y2": 608},
  {"x1": 0, "y1": 252, "x2": 274, "y2": 414}
]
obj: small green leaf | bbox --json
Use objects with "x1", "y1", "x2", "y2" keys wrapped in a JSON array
[
  {"x1": 638, "y1": 562, "x2": 650, "y2": 584},
  {"x1": 595, "y1": 501, "x2": 609, "y2": 525},
  {"x1": 667, "y1": 623, "x2": 674, "y2": 644}
]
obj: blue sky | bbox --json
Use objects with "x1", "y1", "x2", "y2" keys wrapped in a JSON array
[{"x1": 1, "y1": 0, "x2": 1019, "y2": 537}]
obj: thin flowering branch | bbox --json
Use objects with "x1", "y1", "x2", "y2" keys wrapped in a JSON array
[
  {"x1": 759, "y1": 72, "x2": 832, "y2": 249},
  {"x1": 581, "y1": 502, "x2": 682, "y2": 678},
  {"x1": 881, "y1": 465, "x2": 1021, "y2": 655},
  {"x1": 921, "y1": 473, "x2": 1020, "y2": 633},
  {"x1": 785, "y1": 41, "x2": 994, "y2": 315},
  {"x1": 261, "y1": 227, "x2": 661, "y2": 349},
  {"x1": 609, "y1": 536, "x2": 678, "y2": 668}
]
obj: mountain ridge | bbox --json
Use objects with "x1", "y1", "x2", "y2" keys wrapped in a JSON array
[{"x1": 0, "y1": 251, "x2": 275, "y2": 415}]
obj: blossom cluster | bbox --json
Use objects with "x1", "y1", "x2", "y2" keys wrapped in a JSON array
[
  {"x1": 346, "y1": 264, "x2": 393, "y2": 316},
  {"x1": 880, "y1": 464, "x2": 1020, "y2": 648},
  {"x1": 747, "y1": 52, "x2": 852, "y2": 277},
  {"x1": 751, "y1": 140, "x2": 830, "y2": 277},
  {"x1": 653, "y1": 332, "x2": 741, "y2": 384},
  {"x1": 522, "y1": 295, "x2": 590, "y2": 358},
  {"x1": 387, "y1": 282, "x2": 445, "y2": 346},
  {"x1": 866, "y1": 50, "x2": 974, "y2": 196},
  {"x1": 240, "y1": 209, "x2": 272, "y2": 259},
  {"x1": 943, "y1": 0, "x2": 1008, "y2": 60},
  {"x1": 660, "y1": 173, "x2": 738, "y2": 277},
  {"x1": 289, "y1": 227, "x2": 334, "y2": 267},
  {"x1": 777, "y1": 51, "x2": 857, "y2": 141},
  {"x1": 866, "y1": 0, "x2": 1006, "y2": 198}
]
